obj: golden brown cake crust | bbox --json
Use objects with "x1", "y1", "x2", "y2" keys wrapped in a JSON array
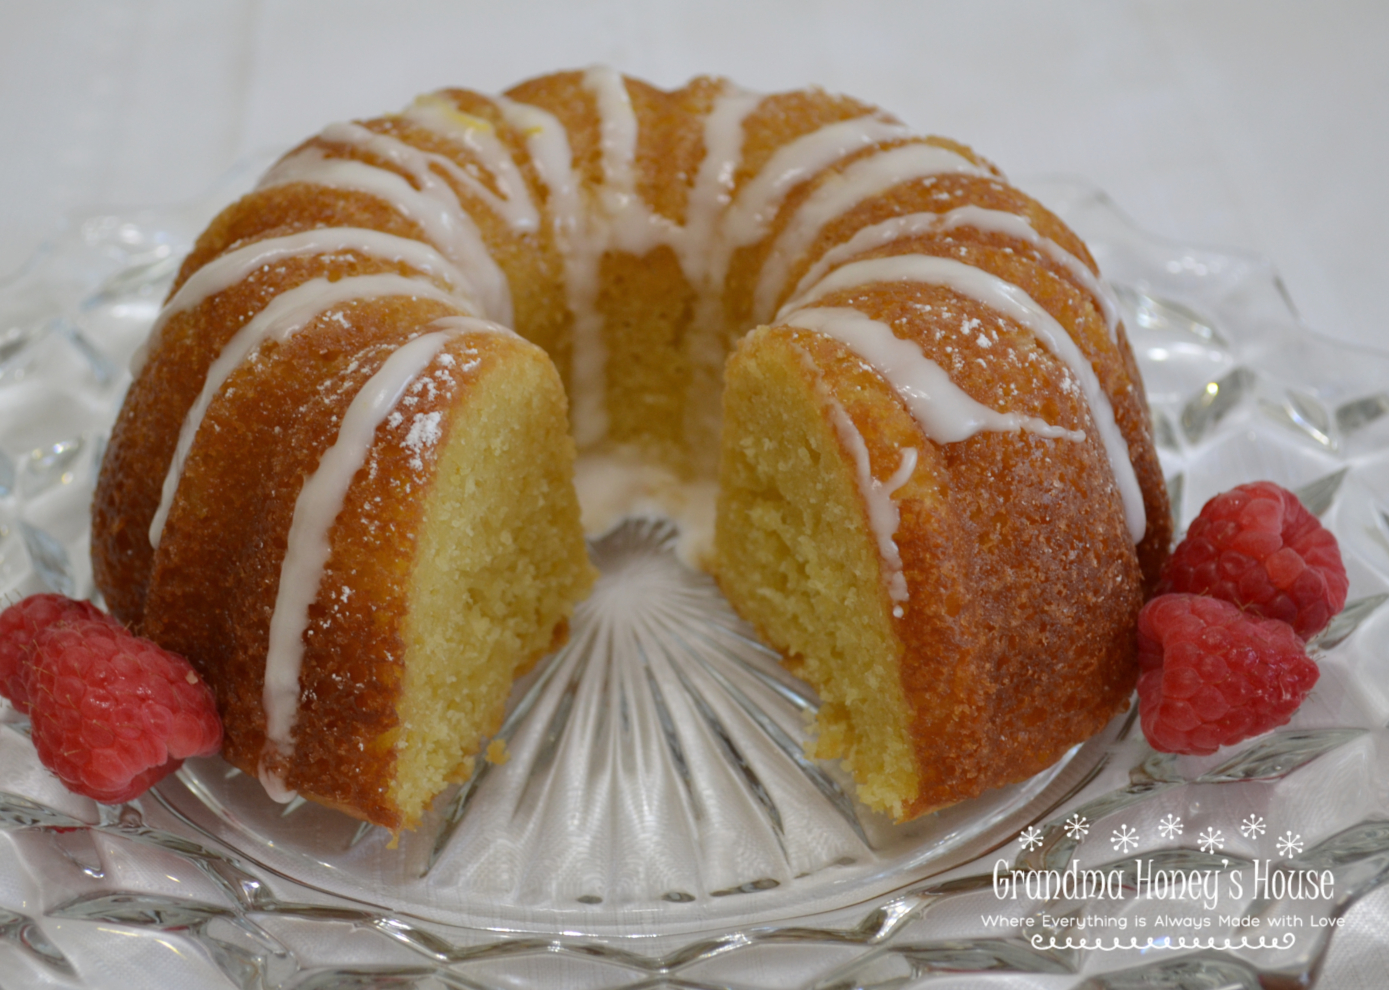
[
  {"x1": 93, "y1": 68, "x2": 1168, "y2": 828},
  {"x1": 733, "y1": 162, "x2": 1170, "y2": 588},
  {"x1": 93, "y1": 243, "x2": 455, "y2": 630},
  {"x1": 140, "y1": 319, "x2": 580, "y2": 827},
  {"x1": 726, "y1": 283, "x2": 1147, "y2": 815},
  {"x1": 717, "y1": 163, "x2": 1169, "y2": 814}
]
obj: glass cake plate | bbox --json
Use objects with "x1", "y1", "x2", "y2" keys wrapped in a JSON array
[{"x1": 1, "y1": 170, "x2": 1388, "y2": 989}]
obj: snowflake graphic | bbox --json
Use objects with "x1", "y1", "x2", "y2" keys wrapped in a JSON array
[
  {"x1": 1018, "y1": 826, "x2": 1044, "y2": 851},
  {"x1": 1277, "y1": 831, "x2": 1304, "y2": 859},
  {"x1": 1158, "y1": 814, "x2": 1184, "y2": 839},
  {"x1": 1064, "y1": 814, "x2": 1090, "y2": 841},
  {"x1": 1198, "y1": 827, "x2": 1226, "y2": 854},
  {"x1": 1111, "y1": 824, "x2": 1141, "y2": 854},
  {"x1": 1240, "y1": 814, "x2": 1267, "y2": 839}
]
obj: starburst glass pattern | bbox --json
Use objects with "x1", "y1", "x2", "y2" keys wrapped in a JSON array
[
  {"x1": 1199, "y1": 828, "x2": 1226, "y2": 853},
  {"x1": 1242, "y1": 814, "x2": 1268, "y2": 839},
  {"x1": 1158, "y1": 814, "x2": 1184, "y2": 839},
  {"x1": 1111, "y1": 824, "x2": 1141, "y2": 853},
  {"x1": 170, "y1": 515, "x2": 1106, "y2": 921},
  {"x1": 1064, "y1": 814, "x2": 1091, "y2": 840}
]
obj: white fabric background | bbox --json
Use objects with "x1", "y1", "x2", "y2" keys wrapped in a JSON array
[{"x1": 3, "y1": 0, "x2": 1387, "y2": 352}]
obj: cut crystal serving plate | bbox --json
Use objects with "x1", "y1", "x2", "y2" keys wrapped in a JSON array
[{"x1": 0, "y1": 171, "x2": 1387, "y2": 989}]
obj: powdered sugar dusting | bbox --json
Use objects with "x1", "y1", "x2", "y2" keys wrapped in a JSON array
[{"x1": 404, "y1": 411, "x2": 444, "y2": 470}]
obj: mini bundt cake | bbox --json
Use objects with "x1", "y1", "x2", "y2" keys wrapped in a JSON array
[{"x1": 91, "y1": 68, "x2": 1169, "y2": 828}]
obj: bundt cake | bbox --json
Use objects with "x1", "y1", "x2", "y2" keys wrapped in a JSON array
[{"x1": 91, "y1": 68, "x2": 1170, "y2": 829}]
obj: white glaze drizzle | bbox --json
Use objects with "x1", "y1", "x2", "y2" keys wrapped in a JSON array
[
  {"x1": 259, "y1": 329, "x2": 459, "y2": 800},
  {"x1": 877, "y1": 449, "x2": 918, "y2": 614},
  {"x1": 585, "y1": 65, "x2": 679, "y2": 256},
  {"x1": 781, "y1": 306, "x2": 1083, "y2": 445},
  {"x1": 130, "y1": 228, "x2": 473, "y2": 378},
  {"x1": 495, "y1": 93, "x2": 610, "y2": 443},
  {"x1": 423, "y1": 313, "x2": 521, "y2": 340},
  {"x1": 495, "y1": 96, "x2": 584, "y2": 238},
  {"x1": 400, "y1": 94, "x2": 541, "y2": 233},
  {"x1": 319, "y1": 122, "x2": 514, "y2": 323},
  {"x1": 837, "y1": 422, "x2": 917, "y2": 610},
  {"x1": 587, "y1": 66, "x2": 639, "y2": 210},
  {"x1": 260, "y1": 134, "x2": 511, "y2": 324},
  {"x1": 788, "y1": 206, "x2": 1120, "y2": 338},
  {"x1": 698, "y1": 115, "x2": 910, "y2": 314},
  {"x1": 790, "y1": 341, "x2": 917, "y2": 613},
  {"x1": 678, "y1": 84, "x2": 764, "y2": 286},
  {"x1": 720, "y1": 116, "x2": 910, "y2": 250},
  {"x1": 675, "y1": 86, "x2": 766, "y2": 459},
  {"x1": 148, "y1": 273, "x2": 465, "y2": 549},
  {"x1": 782, "y1": 258, "x2": 1146, "y2": 541},
  {"x1": 753, "y1": 143, "x2": 988, "y2": 322},
  {"x1": 190, "y1": 227, "x2": 467, "y2": 312}
]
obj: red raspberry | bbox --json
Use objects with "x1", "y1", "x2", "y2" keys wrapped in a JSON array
[
  {"x1": 0, "y1": 594, "x2": 121, "y2": 714},
  {"x1": 25, "y1": 618, "x2": 222, "y2": 803},
  {"x1": 1137, "y1": 593, "x2": 1318, "y2": 755},
  {"x1": 1156, "y1": 481, "x2": 1347, "y2": 639}
]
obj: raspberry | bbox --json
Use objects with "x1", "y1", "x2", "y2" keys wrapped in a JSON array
[
  {"x1": 0, "y1": 594, "x2": 120, "y2": 714},
  {"x1": 1137, "y1": 593, "x2": 1318, "y2": 755},
  {"x1": 1156, "y1": 481, "x2": 1347, "y2": 639},
  {"x1": 2, "y1": 600, "x2": 223, "y2": 803}
]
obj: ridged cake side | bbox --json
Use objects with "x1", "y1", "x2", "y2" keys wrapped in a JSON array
[
  {"x1": 715, "y1": 159, "x2": 1167, "y2": 819},
  {"x1": 92, "y1": 69, "x2": 1169, "y2": 826}
]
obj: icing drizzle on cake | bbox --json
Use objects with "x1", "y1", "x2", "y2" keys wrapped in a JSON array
[
  {"x1": 142, "y1": 72, "x2": 1153, "y2": 799},
  {"x1": 259, "y1": 318, "x2": 515, "y2": 800},
  {"x1": 781, "y1": 254, "x2": 1145, "y2": 541},
  {"x1": 149, "y1": 273, "x2": 466, "y2": 550},
  {"x1": 781, "y1": 306, "x2": 1085, "y2": 446}
]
